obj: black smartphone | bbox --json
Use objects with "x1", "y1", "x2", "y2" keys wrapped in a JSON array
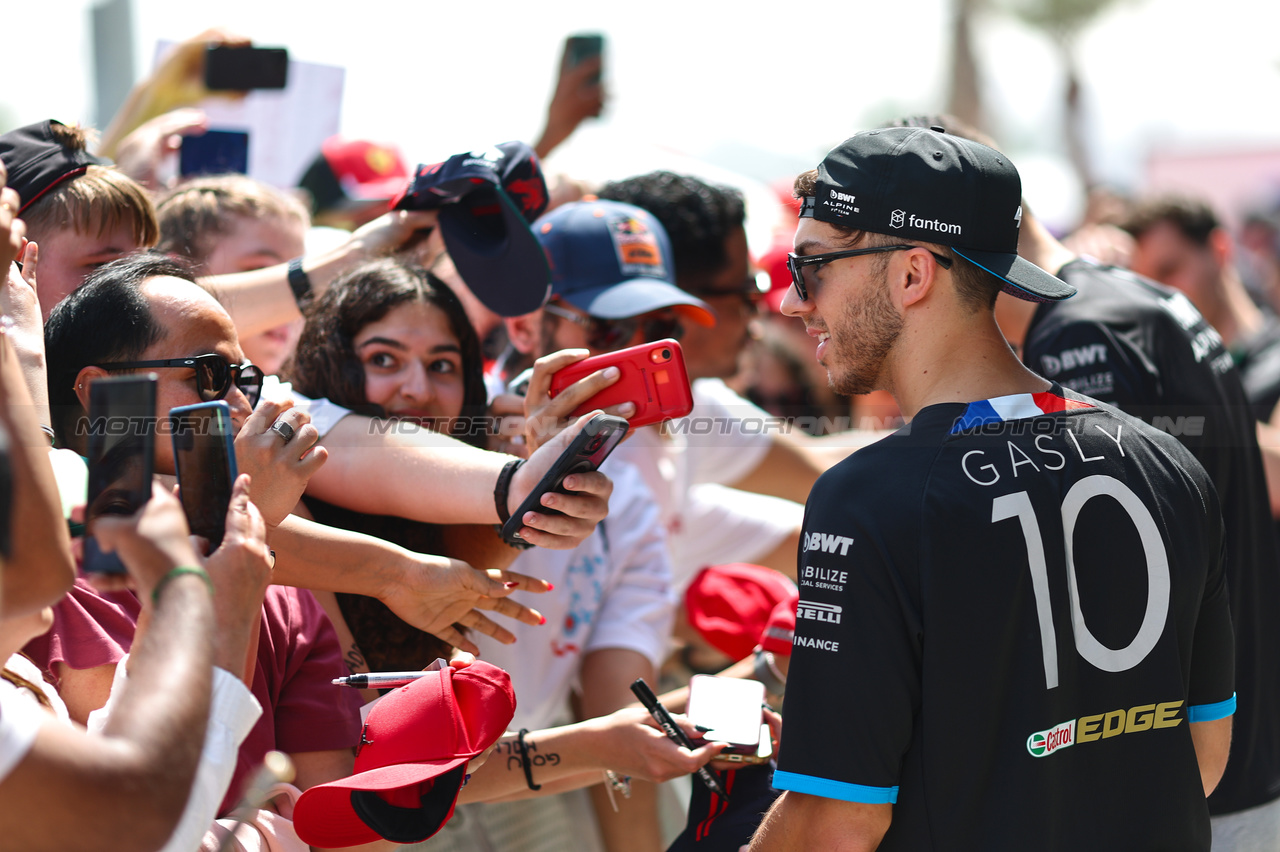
[
  {"x1": 565, "y1": 33, "x2": 604, "y2": 85},
  {"x1": 204, "y1": 45, "x2": 289, "y2": 91},
  {"x1": 500, "y1": 413, "x2": 628, "y2": 545},
  {"x1": 84, "y1": 375, "x2": 157, "y2": 574},
  {"x1": 171, "y1": 401, "x2": 238, "y2": 550},
  {"x1": 179, "y1": 129, "x2": 250, "y2": 177}
]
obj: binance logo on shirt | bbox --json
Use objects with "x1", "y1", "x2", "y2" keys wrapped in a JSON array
[{"x1": 797, "y1": 601, "x2": 842, "y2": 625}]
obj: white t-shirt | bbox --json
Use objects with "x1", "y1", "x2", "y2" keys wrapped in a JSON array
[
  {"x1": 0, "y1": 677, "x2": 47, "y2": 785},
  {"x1": 613, "y1": 378, "x2": 804, "y2": 589},
  {"x1": 258, "y1": 376, "x2": 352, "y2": 437},
  {"x1": 474, "y1": 461, "x2": 675, "y2": 731}
]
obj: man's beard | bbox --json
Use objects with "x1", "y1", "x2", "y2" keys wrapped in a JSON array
[{"x1": 828, "y1": 270, "x2": 902, "y2": 397}]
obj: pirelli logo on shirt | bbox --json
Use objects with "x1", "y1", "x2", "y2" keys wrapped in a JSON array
[
  {"x1": 1026, "y1": 700, "x2": 1184, "y2": 758},
  {"x1": 797, "y1": 600, "x2": 842, "y2": 625}
]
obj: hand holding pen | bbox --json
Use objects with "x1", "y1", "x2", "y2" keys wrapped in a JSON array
[{"x1": 631, "y1": 678, "x2": 731, "y2": 801}]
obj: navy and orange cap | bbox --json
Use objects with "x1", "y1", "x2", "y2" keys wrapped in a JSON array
[{"x1": 534, "y1": 199, "x2": 714, "y2": 326}]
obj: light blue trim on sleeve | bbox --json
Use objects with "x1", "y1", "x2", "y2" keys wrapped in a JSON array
[
  {"x1": 1188, "y1": 693, "x2": 1237, "y2": 723},
  {"x1": 772, "y1": 770, "x2": 898, "y2": 804}
]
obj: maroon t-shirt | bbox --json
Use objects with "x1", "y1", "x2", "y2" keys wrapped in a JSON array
[{"x1": 24, "y1": 579, "x2": 362, "y2": 814}]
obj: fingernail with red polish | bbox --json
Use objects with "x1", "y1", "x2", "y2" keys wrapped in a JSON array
[
  {"x1": 538, "y1": 614, "x2": 547, "y2": 625},
  {"x1": 505, "y1": 582, "x2": 519, "y2": 588}
]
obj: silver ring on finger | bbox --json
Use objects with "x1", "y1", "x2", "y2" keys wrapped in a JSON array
[{"x1": 270, "y1": 420, "x2": 296, "y2": 443}]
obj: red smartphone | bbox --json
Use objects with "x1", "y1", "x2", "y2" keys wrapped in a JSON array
[{"x1": 548, "y1": 339, "x2": 693, "y2": 429}]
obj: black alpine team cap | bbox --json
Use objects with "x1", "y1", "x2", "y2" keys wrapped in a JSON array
[{"x1": 801, "y1": 126, "x2": 1074, "y2": 303}]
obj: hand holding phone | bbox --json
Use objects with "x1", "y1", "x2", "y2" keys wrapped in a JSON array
[
  {"x1": 84, "y1": 376, "x2": 158, "y2": 574},
  {"x1": 88, "y1": 483, "x2": 203, "y2": 601},
  {"x1": 687, "y1": 675, "x2": 770, "y2": 764},
  {"x1": 171, "y1": 401, "x2": 238, "y2": 550},
  {"x1": 204, "y1": 45, "x2": 289, "y2": 90},
  {"x1": 548, "y1": 339, "x2": 694, "y2": 429},
  {"x1": 501, "y1": 412, "x2": 628, "y2": 546},
  {"x1": 503, "y1": 349, "x2": 628, "y2": 456}
]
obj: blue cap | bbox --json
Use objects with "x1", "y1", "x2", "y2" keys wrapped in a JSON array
[{"x1": 534, "y1": 200, "x2": 714, "y2": 325}]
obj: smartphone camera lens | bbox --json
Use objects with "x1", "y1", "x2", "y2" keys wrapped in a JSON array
[{"x1": 650, "y1": 348, "x2": 672, "y2": 364}]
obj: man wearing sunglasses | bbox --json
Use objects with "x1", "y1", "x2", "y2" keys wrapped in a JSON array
[{"x1": 748, "y1": 127, "x2": 1234, "y2": 852}]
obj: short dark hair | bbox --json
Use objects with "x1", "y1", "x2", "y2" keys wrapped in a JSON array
[
  {"x1": 1121, "y1": 195, "x2": 1221, "y2": 248},
  {"x1": 597, "y1": 171, "x2": 745, "y2": 287},
  {"x1": 45, "y1": 252, "x2": 192, "y2": 447},
  {"x1": 791, "y1": 168, "x2": 999, "y2": 310},
  {"x1": 286, "y1": 258, "x2": 489, "y2": 448}
]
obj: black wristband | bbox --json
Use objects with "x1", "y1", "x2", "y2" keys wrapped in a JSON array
[
  {"x1": 287, "y1": 257, "x2": 313, "y2": 306},
  {"x1": 517, "y1": 728, "x2": 542, "y2": 791},
  {"x1": 494, "y1": 458, "x2": 524, "y2": 524}
]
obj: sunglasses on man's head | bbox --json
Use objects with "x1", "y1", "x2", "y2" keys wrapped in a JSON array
[
  {"x1": 99, "y1": 354, "x2": 264, "y2": 407},
  {"x1": 786, "y1": 245, "x2": 953, "y2": 302},
  {"x1": 544, "y1": 303, "x2": 684, "y2": 351}
]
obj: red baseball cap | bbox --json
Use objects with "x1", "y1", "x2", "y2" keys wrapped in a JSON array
[
  {"x1": 684, "y1": 563, "x2": 797, "y2": 662},
  {"x1": 293, "y1": 660, "x2": 516, "y2": 847},
  {"x1": 759, "y1": 590, "x2": 799, "y2": 657},
  {"x1": 296, "y1": 136, "x2": 409, "y2": 215}
]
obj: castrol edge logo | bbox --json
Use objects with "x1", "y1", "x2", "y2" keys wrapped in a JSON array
[{"x1": 1026, "y1": 700, "x2": 1184, "y2": 758}]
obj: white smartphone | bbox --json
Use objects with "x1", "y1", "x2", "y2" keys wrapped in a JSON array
[{"x1": 687, "y1": 675, "x2": 765, "y2": 755}]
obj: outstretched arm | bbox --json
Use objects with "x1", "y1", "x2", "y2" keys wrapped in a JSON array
[
  {"x1": 0, "y1": 485, "x2": 218, "y2": 852},
  {"x1": 305, "y1": 412, "x2": 612, "y2": 550}
]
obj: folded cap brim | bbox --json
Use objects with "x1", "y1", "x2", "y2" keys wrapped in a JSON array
[
  {"x1": 564, "y1": 279, "x2": 716, "y2": 327},
  {"x1": 952, "y1": 248, "x2": 1076, "y2": 303},
  {"x1": 293, "y1": 756, "x2": 470, "y2": 847},
  {"x1": 439, "y1": 189, "x2": 551, "y2": 317}
]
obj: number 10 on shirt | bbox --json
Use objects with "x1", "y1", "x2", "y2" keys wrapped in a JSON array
[{"x1": 992, "y1": 474, "x2": 1171, "y2": 690}]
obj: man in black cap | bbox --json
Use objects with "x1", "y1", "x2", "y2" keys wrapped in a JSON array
[{"x1": 748, "y1": 127, "x2": 1234, "y2": 851}]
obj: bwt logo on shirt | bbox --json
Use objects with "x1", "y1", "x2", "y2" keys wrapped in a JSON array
[
  {"x1": 1039, "y1": 344, "x2": 1108, "y2": 377},
  {"x1": 804, "y1": 532, "x2": 854, "y2": 555},
  {"x1": 797, "y1": 601, "x2": 843, "y2": 624}
]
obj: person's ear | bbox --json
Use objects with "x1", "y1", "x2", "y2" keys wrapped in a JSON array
[
  {"x1": 1209, "y1": 227, "x2": 1233, "y2": 269},
  {"x1": 73, "y1": 366, "x2": 110, "y2": 411},
  {"x1": 505, "y1": 311, "x2": 543, "y2": 355},
  {"x1": 898, "y1": 248, "x2": 939, "y2": 309}
]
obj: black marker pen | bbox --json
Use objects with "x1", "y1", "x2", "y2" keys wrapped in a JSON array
[
  {"x1": 333, "y1": 671, "x2": 429, "y2": 689},
  {"x1": 630, "y1": 678, "x2": 730, "y2": 801}
]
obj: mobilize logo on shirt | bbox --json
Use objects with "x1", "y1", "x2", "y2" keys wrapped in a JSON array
[{"x1": 1025, "y1": 700, "x2": 1184, "y2": 758}]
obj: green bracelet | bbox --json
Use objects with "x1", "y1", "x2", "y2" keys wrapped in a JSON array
[{"x1": 152, "y1": 565, "x2": 214, "y2": 604}]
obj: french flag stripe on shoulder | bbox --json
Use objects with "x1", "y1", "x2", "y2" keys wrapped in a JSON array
[{"x1": 950, "y1": 392, "x2": 1093, "y2": 434}]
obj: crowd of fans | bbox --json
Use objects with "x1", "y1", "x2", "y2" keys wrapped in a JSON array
[{"x1": 2, "y1": 25, "x2": 1280, "y2": 852}]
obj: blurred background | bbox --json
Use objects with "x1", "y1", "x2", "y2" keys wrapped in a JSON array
[{"x1": 8, "y1": 0, "x2": 1280, "y2": 236}]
